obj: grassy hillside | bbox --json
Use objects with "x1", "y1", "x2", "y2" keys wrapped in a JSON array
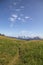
[{"x1": 0, "y1": 36, "x2": 43, "y2": 65}]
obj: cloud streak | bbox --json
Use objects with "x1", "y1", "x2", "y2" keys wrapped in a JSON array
[
  {"x1": 12, "y1": 14, "x2": 18, "y2": 18},
  {"x1": 17, "y1": 30, "x2": 40, "y2": 37},
  {"x1": 25, "y1": 16, "x2": 30, "y2": 19},
  {"x1": 20, "y1": 6, "x2": 24, "y2": 9},
  {"x1": 9, "y1": 13, "x2": 32, "y2": 27},
  {"x1": 9, "y1": 17, "x2": 14, "y2": 22},
  {"x1": 16, "y1": 9, "x2": 20, "y2": 12},
  {"x1": 9, "y1": 15, "x2": 17, "y2": 22}
]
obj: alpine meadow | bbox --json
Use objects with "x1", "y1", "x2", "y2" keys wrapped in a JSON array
[{"x1": 0, "y1": 36, "x2": 43, "y2": 65}]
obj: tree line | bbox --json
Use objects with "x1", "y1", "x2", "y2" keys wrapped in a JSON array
[{"x1": 0, "y1": 33, "x2": 5, "y2": 36}]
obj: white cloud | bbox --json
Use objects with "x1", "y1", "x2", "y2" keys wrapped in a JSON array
[
  {"x1": 25, "y1": 16, "x2": 30, "y2": 19},
  {"x1": 20, "y1": 6, "x2": 24, "y2": 9},
  {"x1": 16, "y1": 9, "x2": 20, "y2": 11},
  {"x1": 17, "y1": 30, "x2": 40, "y2": 37},
  {"x1": 12, "y1": 14, "x2": 18, "y2": 18},
  {"x1": 18, "y1": 17, "x2": 21, "y2": 20},
  {"x1": 16, "y1": 16, "x2": 31, "y2": 22},
  {"x1": 9, "y1": 14, "x2": 18, "y2": 27},
  {"x1": 9, "y1": 17, "x2": 14, "y2": 22},
  {"x1": 17, "y1": 30, "x2": 31, "y2": 37},
  {"x1": 9, "y1": 13, "x2": 32, "y2": 27},
  {"x1": 9, "y1": 17, "x2": 16, "y2": 27},
  {"x1": 18, "y1": 17, "x2": 25, "y2": 22},
  {"x1": 21, "y1": 18, "x2": 25, "y2": 22},
  {"x1": 30, "y1": 17, "x2": 32, "y2": 21},
  {"x1": 9, "y1": 15, "x2": 32, "y2": 23},
  {"x1": 9, "y1": 14, "x2": 18, "y2": 23},
  {"x1": 9, "y1": 14, "x2": 18, "y2": 22}
]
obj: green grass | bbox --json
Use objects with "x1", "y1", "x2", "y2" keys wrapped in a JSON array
[{"x1": 0, "y1": 36, "x2": 43, "y2": 65}]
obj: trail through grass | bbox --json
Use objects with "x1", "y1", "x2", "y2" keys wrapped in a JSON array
[{"x1": 0, "y1": 36, "x2": 43, "y2": 65}]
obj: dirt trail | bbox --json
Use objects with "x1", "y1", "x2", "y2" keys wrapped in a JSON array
[{"x1": 8, "y1": 54, "x2": 19, "y2": 65}]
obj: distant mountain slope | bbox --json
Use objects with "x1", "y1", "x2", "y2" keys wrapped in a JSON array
[{"x1": 17, "y1": 36, "x2": 42, "y2": 40}]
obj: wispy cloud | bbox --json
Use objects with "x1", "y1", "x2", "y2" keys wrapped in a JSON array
[
  {"x1": 9, "y1": 13, "x2": 32, "y2": 27},
  {"x1": 9, "y1": 17, "x2": 14, "y2": 22},
  {"x1": 12, "y1": 14, "x2": 18, "y2": 18},
  {"x1": 16, "y1": 9, "x2": 20, "y2": 12},
  {"x1": 21, "y1": 18, "x2": 25, "y2": 22},
  {"x1": 9, "y1": 14, "x2": 18, "y2": 22},
  {"x1": 17, "y1": 17, "x2": 25, "y2": 22},
  {"x1": 17, "y1": 30, "x2": 31, "y2": 37},
  {"x1": 9, "y1": 14, "x2": 18, "y2": 27},
  {"x1": 18, "y1": 17, "x2": 21, "y2": 20},
  {"x1": 13, "y1": 2, "x2": 17, "y2": 5},
  {"x1": 17, "y1": 30, "x2": 40, "y2": 37},
  {"x1": 20, "y1": 6, "x2": 24, "y2": 9},
  {"x1": 25, "y1": 16, "x2": 30, "y2": 19}
]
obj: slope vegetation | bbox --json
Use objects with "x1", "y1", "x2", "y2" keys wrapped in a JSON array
[{"x1": 0, "y1": 36, "x2": 43, "y2": 65}]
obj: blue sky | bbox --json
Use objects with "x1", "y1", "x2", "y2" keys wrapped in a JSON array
[{"x1": 0, "y1": 0, "x2": 43, "y2": 37}]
